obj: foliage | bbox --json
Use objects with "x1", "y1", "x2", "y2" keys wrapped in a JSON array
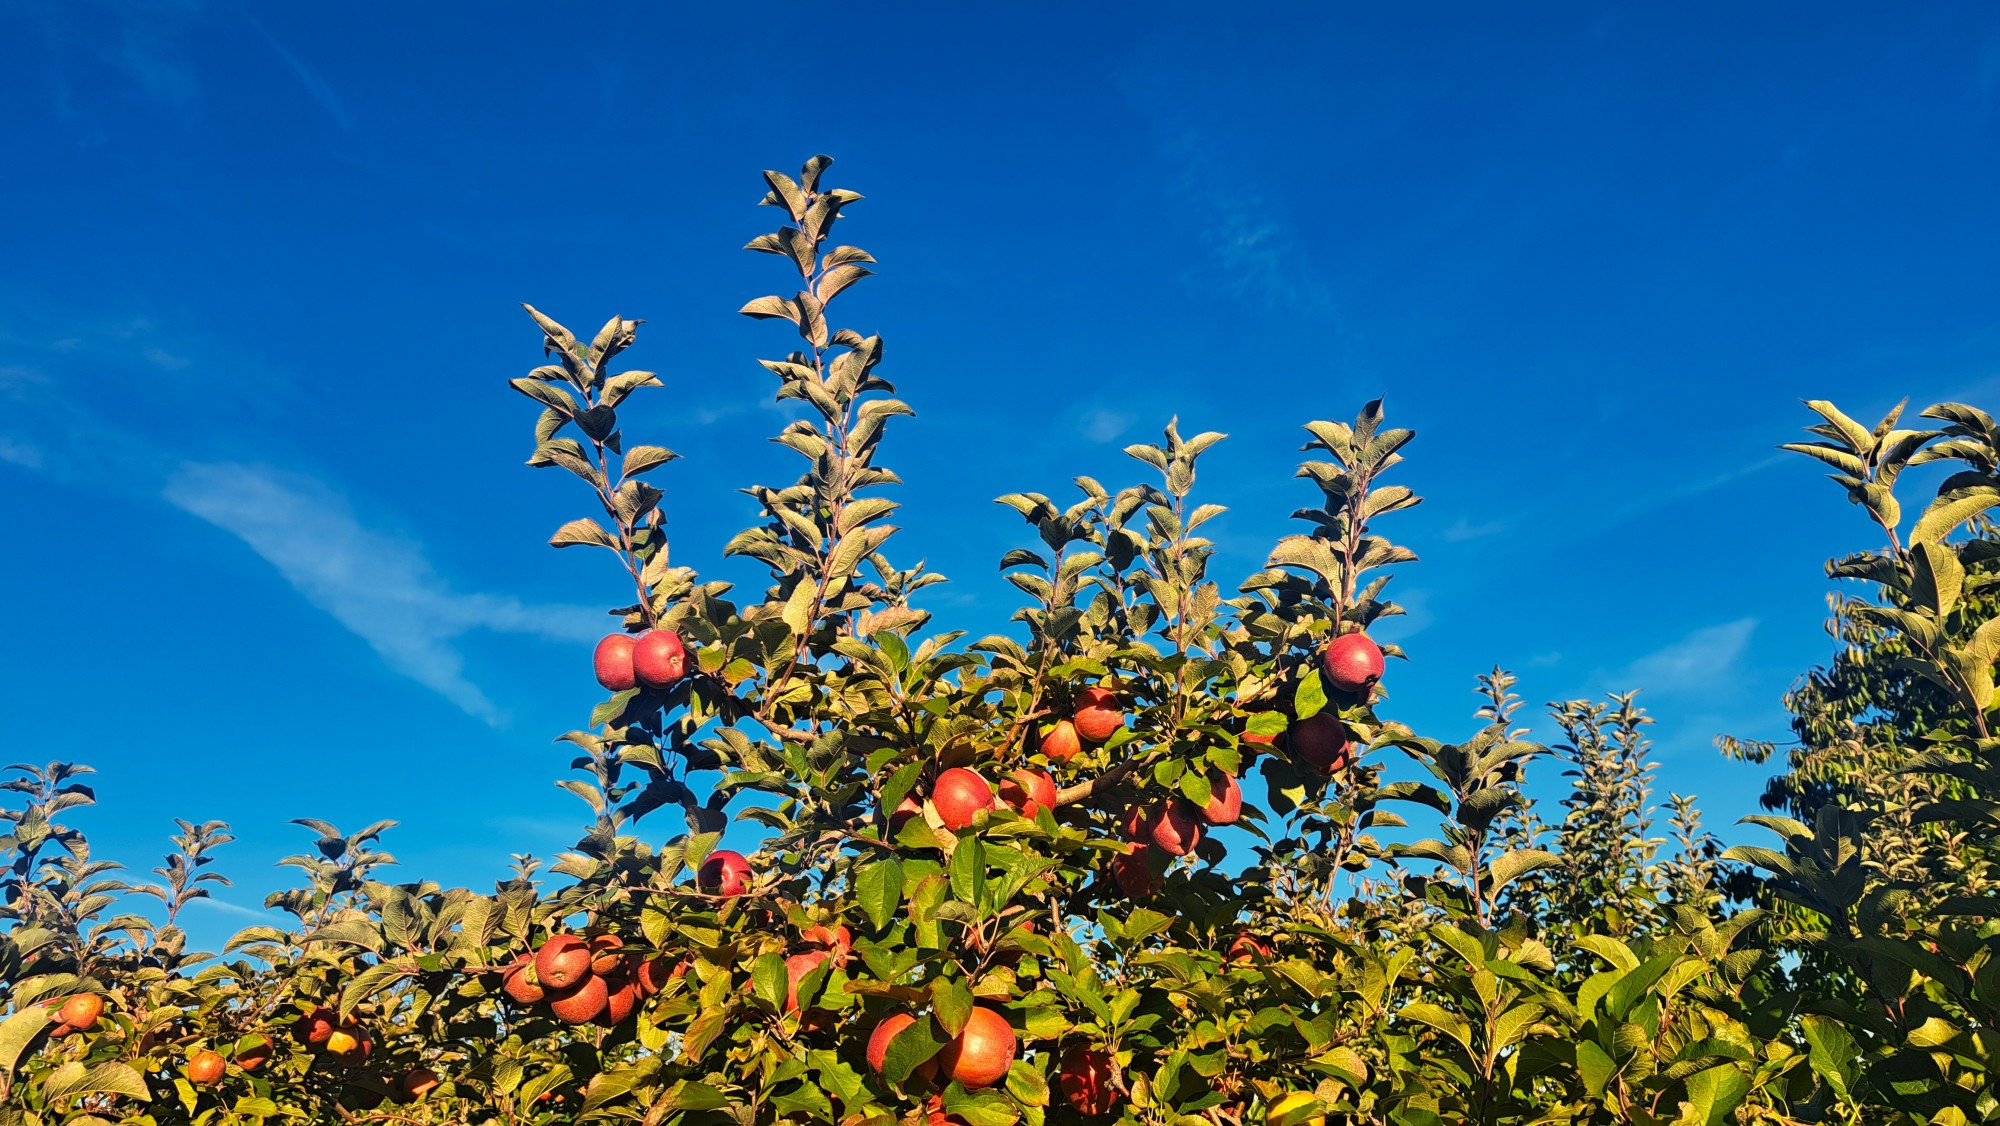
[{"x1": 0, "y1": 156, "x2": 1995, "y2": 1126}]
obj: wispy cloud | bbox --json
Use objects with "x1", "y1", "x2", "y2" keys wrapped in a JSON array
[
  {"x1": 185, "y1": 894, "x2": 282, "y2": 922},
  {"x1": 1442, "y1": 516, "x2": 1508, "y2": 542},
  {"x1": 163, "y1": 463, "x2": 603, "y2": 724},
  {"x1": 1080, "y1": 408, "x2": 1132, "y2": 444},
  {"x1": 1610, "y1": 618, "x2": 1758, "y2": 696},
  {"x1": 250, "y1": 21, "x2": 353, "y2": 130},
  {"x1": 1152, "y1": 130, "x2": 1338, "y2": 318},
  {"x1": 0, "y1": 437, "x2": 42, "y2": 468}
]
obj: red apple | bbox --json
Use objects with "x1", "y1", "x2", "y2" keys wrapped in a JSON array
[
  {"x1": 932, "y1": 768, "x2": 995, "y2": 831},
  {"x1": 1148, "y1": 800, "x2": 1203, "y2": 856},
  {"x1": 56, "y1": 993, "x2": 102, "y2": 1034},
  {"x1": 633, "y1": 954, "x2": 676, "y2": 997},
  {"x1": 883, "y1": 792, "x2": 924, "y2": 835},
  {"x1": 186, "y1": 1049, "x2": 226, "y2": 1086},
  {"x1": 1111, "y1": 847, "x2": 1166, "y2": 898},
  {"x1": 1202, "y1": 770, "x2": 1243, "y2": 824},
  {"x1": 784, "y1": 950, "x2": 829, "y2": 1013},
  {"x1": 1041, "y1": 719, "x2": 1083, "y2": 763},
  {"x1": 867, "y1": 1012, "x2": 918, "y2": 1075},
  {"x1": 1321, "y1": 632, "x2": 1384, "y2": 694},
  {"x1": 596, "y1": 970, "x2": 639, "y2": 1027},
  {"x1": 698, "y1": 850, "x2": 752, "y2": 897},
  {"x1": 632, "y1": 629, "x2": 689, "y2": 690},
  {"x1": 293, "y1": 1006, "x2": 337, "y2": 1046},
  {"x1": 234, "y1": 1035, "x2": 275, "y2": 1072},
  {"x1": 535, "y1": 934, "x2": 593, "y2": 991},
  {"x1": 1289, "y1": 712, "x2": 1353, "y2": 774},
  {"x1": 801, "y1": 923, "x2": 854, "y2": 965},
  {"x1": 1226, "y1": 932, "x2": 1273, "y2": 963},
  {"x1": 325, "y1": 1026, "x2": 370, "y2": 1061},
  {"x1": 1059, "y1": 1045, "x2": 1117, "y2": 1117},
  {"x1": 998, "y1": 769, "x2": 1058, "y2": 819},
  {"x1": 587, "y1": 933, "x2": 624, "y2": 975},
  {"x1": 937, "y1": 1006, "x2": 1017, "y2": 1090},
  {"x1": 593, "y1": 634, "x2": 637, "y2": 691},
  {"x1": 502, "y1": 953, "x2": 545, "y2": 1004},
  {"x1": 400, "y1": 1068, "x2": 441, "y2": 1101},
  {"x1": 548, "y1": 974, "x2": 610, "y2": 1024},
  {"x1": 1072, "y1": 687, "x2": 1124, "y2": 743}
]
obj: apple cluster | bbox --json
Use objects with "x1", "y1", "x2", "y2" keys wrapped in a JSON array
[
  {"x1": 592, "y1": 628, "x2": 690, "y2": 692},
  {"x1": 501, "y1": 934, "x2": 678, "y2": 1027}
]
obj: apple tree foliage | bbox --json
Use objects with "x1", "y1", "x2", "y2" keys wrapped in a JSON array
[{"x1": 5, "y1": 156, "x2": 2000, "y2": 1125}]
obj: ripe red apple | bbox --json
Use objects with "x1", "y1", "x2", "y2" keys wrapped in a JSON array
[
  {"x1": 56, "y1": 993, "x2": 102, "y2": 1033},
  {"x1": 631, "y1": 629, "x2": 689, "y2": 690},
  {"x1": 592, "y1": 634, "x2": 638, "y2": 691},
  {"x1": 324, "y1": 1026, "x2": 370, "y2": 1061},
  {"x1": 1289, "y1": 712, "x2": 1352, "y2": 774},
  {"x1": 1059, "y1": 1045, "x2": 1117, "y2": 1117},
  {"x1": 1226, "y1": 932, "x2": 1273, "y2": 963},
  {"x1": 784, "y1": 950, "x2": 829, "y2": 1013},
  {"x1": 1041, "y1": 719, "x2": 1083, "y2": 763},
  {"x1": 699, "y1": 850, "x2": 752, "y2": 897},
  {"x1": 535, "y1": 935, "x2": 594, "y2": 991},
  {"x1": 1111, "y1": 847, "x2": 1166, "y2": 898},
  {"x1": 1202, "y1": 770, "x2": 1243, "y2": 824},
  {"x1": 938, "y1": 1006, "x2": 1018, "y2": 1090},
  {"x1": 998, "y1": 769, "x2": 1058, "y2": 819},
  {"x1": 932, "y1": 768, "x2": 995, "y2": 831},
  {"x1": 400, "y1": 1068, "x2": 441, "y2": 1101},
  {"x1": 633, "y1": 954, "x2": 675, "y2": 997},
  {"x1": 293, "y1": 1006, "x2": 337, "y2": 1046},
  {"x1": 596, "y1": 971, "x2": 639, "y2": 1027},
  {"x1": 547, "y1": 974, "x2": 610, "y2": 1024},
  {"x1": 801, "y1": 923, "x2": 854, "y2": 965},
  {"x1": 587, "y1": 933, "x2": 623, "y2": 975},
  {"x1": 1072, "y1": 686, "x2": 1124, "y2": 743},
  {"x1": 234, "y1": 1035, "x2": 275, "y2": 1072},
  {"x1": 866, "y1": 1012, "x2": 918, "y2": 1075},
  {"x1": 502, "y1": 953, "x2": 545, "y2": 1004},
  {"x1": 1321, "y1": 632, "x2": 1384, "y2": 694},
  {"x1": 1148, "y1": 800, "x2": 1203, "y2": 856},
  {"x1": 186, "y1": 1049, "x2": 226, "y2": 1086},
  {"x1": 883, "y1": 792, "x2": 924, "y2": 835}
]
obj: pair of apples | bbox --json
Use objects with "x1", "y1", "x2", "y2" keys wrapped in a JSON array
[{"x1": 593, "y1": 630, "x2": 688, "y2": 691}]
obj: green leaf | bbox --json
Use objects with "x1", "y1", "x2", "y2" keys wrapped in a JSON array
[
  {"x1": 1800, "y1": 1014, "x2": 1858, "y2": 1101},
  {"x1": 549, "y1": 517, "x2": 619, "y2": 550},
  {"x1": 1682, "y1": 1063, "x2": 1750, "y2": 1125},
  {"x1": 882, "y1": 1016, "x2": 947, "y2": 1087},
  {"x1": 1399, "y1": 1002, "x2": 1473, "y2": 1056},
  {"x1": 856, "y1": 858, "x2": 905, "y2": 931},
  {"x1": 950, "y1": 836, "x2": 987, "y2": 906},
  {"x1": 1124, "y1": 908, "x2": 1173, "y2": 940},
  {"x1": 1912, "y1": 487, "x2": 2000, "y2": 546},
  {"x1": 1005, "y1": 1059, "x2": 1051, "y2": 1107},
  {"x1": 942, "y1": 1085, "x2": 1020, "y2": 1126},
  {"x1": 0, "y1": 1004, "x2": 54, "y2": 1077},
  {"x1": 1575, "y1": 1038, "x2": 1617, "y2": 1097},
  {"x1": 1486, "y1": 848, "x2": 1559, "y2": 896},
  {"x1": 751, "y1": 951, "x2": 788, "y2": 1010},
  {"x1": 933, "y1": 977, "x2": 974, "y2": 1037},
  {"x1": 42, "y1": 1061, "x2": 152, "y2": 1103},
  {"x1": 1913, "y1": 541, "x2": 1964, "y2": 617},
  {"x1": 1294, "y1": 672, "x2": 1328, "y2": 719},
  {"x1": 782, "y1": 579, "x2": 818, "y2": 636},
  {"x1": 622, "y1": 445, "x2": 679, "y2": 478}
]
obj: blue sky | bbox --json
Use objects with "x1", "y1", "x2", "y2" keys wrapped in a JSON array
[{"x1": 6, "y1": 1, "x2": 2000, "y2": 947}]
